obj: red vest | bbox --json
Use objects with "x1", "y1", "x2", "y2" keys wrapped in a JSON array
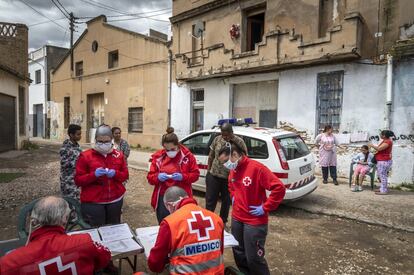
[{"x1": 164, "y1": 203, "x2": 224, "y2": 275}]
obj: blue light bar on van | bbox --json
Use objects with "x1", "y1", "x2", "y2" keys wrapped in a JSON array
[
  {"x1": 218, "y1": 118, "x2": 237, "y2": 126},
  {"x1": 218, "y1": 118, "x2": 255, "y2": 126}
]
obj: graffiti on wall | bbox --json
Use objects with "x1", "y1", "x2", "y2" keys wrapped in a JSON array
[
  {"x1": 369, "y1": 134, "x2": 414, "y2": 143},
  {"x1": 49, "y1": 102, "x2": 61, "y2": 139}
]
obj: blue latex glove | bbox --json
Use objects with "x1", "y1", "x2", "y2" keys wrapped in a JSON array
[
  {"x1": 158, "y1": 173, "x2": 169, "y2": 182},
  {"x1": 95, "y1": 167, "x2": 107, "y2": 178},
  {"x1": 107, "y1": 169, "x2": 116, "y2": 178},
  {"x1": 249, "y1": 205, "x2": 265, "y2": 216},
  {"x1": 232, "y1": 197, "x2": 234, "y2": 205},
  {"x1": 171, "y1": 173, "x2": 183, "y2": 181}
]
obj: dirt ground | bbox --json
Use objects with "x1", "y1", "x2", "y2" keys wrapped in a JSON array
[{"x1": 0, "y1": 145, "x2": 413, "y2": 275}]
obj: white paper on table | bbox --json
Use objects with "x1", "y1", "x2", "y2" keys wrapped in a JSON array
[
  {"x1": 136, "y1": 226, "x2": 238, "y2": 258},
  {"x1": 67, "y1": 229, "x2": 102, "y2": 243},
  {"x1": 98, "y1": 223, "x2": 133, "y2": 242},
  {"x1": 103, "y1": 238, "x2": 143, "y2": 254}
]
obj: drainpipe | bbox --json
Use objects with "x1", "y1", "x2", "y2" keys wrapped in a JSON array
[
  {"x1": 168, "y1": 49, "x2": 173, "y2": 126},
  {"x1": 385, "y1": 54, "x2": 393, "y2": 130}
]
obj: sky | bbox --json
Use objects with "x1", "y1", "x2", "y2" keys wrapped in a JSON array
[{"x1": 0, "y1": 0, "x2": 172, "y2": 51}]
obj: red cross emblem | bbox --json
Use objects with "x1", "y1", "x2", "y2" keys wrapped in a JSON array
[
  {"x1": 38, "y1": 256, "x2": 77, "y2": 275},
  {"x1": 187, "y1": 211, "x2": 215, "y2": 241},
  {"x1": 242, "y1": 176, "x2": 252, "y2": 187}
]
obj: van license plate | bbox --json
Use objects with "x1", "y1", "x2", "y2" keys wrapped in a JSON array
[{"x1": 300, "y1": 164, "x2": 312, "y2": 175}]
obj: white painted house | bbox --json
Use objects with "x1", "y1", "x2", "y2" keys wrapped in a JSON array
[{"x1": 28, "y1": 45, "x2": 68, "y2": 138}]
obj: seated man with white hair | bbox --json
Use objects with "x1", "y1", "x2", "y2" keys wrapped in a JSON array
[
  {"x1": 148, "y1": 186, "x2": 224, "y2": 274},
  {"x1": 0, "y1": 196, "x2": 111, "y2": 274}
]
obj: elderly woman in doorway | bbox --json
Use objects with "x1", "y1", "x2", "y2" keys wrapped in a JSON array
[
  {"x1": 315, "y1": 125, "x2": 339, "y2": 185},
  {"x1": 369, "y1": 130, "x2": 395, "y2": 195}
]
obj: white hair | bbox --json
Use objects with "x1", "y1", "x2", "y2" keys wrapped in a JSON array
[
  {"x1": 31, "y1": 196, "x2": 70, "y2": 227},
  {"x1": 163, "y1": 186, "x2": 188, "y2": 204}
]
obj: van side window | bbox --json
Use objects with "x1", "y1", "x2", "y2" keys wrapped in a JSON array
[
  {"x1": 240, "y1": 135, "x2": 269, "y2": 159},
  {"x1": 182, "y1": 133, "x2": 212, "y2": 156}
]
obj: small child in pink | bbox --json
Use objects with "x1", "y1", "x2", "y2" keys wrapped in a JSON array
[{"x1": 351, "y1": 145, "x2": 374, "y2": 192}]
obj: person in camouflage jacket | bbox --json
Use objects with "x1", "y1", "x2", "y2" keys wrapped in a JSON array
[{"x1": 60, "y1": 124, "x2": 82, "y2": 200}]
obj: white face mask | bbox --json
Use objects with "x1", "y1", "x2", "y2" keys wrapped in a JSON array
[
  {"x1": 95, "y1": 142, "x2": 113, "y2": 154},
  {"x1": 166, "y1": 150, "x2": 178, "y2": 158},
  {"x1": 224, "y1": 158, "x2": 239, "y2": 170}
]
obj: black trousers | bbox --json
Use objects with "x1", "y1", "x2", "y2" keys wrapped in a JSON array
[
  {"x1": 81, "y1": 198, "x2": 123, "y2": 227},
  {"x1": 231, "y1": 219, "x2": 270, "y2": 275},
  {"x1": 156, "y1": 194, "x2": 171, "y2": 224},
  {"x1": 205, "y1": 173, "x2": 231, "y2": 224},
  {"x1": 321, "y1": 166, "x2": 337, "y2": 181}
]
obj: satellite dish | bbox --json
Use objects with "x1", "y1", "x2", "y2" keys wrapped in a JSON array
[{"x1": 193, "y1": 21, "x2": 204, "y2": 38}]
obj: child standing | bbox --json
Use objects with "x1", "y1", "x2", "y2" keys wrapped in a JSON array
[{"x1": 351, "y1": 145, "x2": 374, "y2": 192}]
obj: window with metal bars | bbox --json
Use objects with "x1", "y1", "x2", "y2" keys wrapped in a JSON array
[
  {"x1": 18, "y1": 86, "x2": 25, "y2": 135},
  {"x1": 128, "y1": 107, "x2": 143, "y2": 133},
  {"x1": 64, "y1": 97, "x2": 70, "y2": 129},
  {"x1": 316, "y1": 71, "x2": 344, "y2": 133}
]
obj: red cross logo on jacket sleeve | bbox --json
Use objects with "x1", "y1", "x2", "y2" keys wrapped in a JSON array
[
  {"x1": 38, "y1": 256, "x2": 77, "y2": 275},
  {"x1": 187, "y1": 211, "x2": 215, "y2": 241},
  {"x1": 242, "y1": 176, "x2": 252, "y2": 187}
]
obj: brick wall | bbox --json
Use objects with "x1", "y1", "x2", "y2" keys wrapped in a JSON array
[{"x1": 0, "y1": 22, "x2": 28, "y2": 76}]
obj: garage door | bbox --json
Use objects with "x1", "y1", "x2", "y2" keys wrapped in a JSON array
[
  {"x1": 0, "y1": 93, "x2": 16, "y2": 152},
  {"x1": 233, "y1": 80, "x2": 278, "y2": 128}
]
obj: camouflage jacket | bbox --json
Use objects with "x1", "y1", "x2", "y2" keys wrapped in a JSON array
[{"x1": 60, "y1": 139, "x2": 82, "y2": 200}]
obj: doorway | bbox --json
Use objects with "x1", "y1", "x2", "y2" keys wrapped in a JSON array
[
  {"x1": 33, "y1": 104, "x2": 44, "y2": 137},
  {"x1": 0, "y1": 93, "x2": 16, "y2": 152},
  {"x1": 87, "y1": 93, "x2": 105, "y2": 142}
]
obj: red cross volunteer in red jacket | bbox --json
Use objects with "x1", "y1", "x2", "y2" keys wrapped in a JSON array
[
  {"x1": 75, "y1": 125, "x2": 129, "y2": 227},
  {"x1": 147, "y1": 127, "x2": 200, "y2": 223},
  {"x1": 148, "y1": 186, "x2": 224, "y2": 274},
  {"x1": 219, "y1": 142, "x2": 286, "y2": 275},
  {"x1": 0, "y1": 196, "x2": 111, "y2": 275}
]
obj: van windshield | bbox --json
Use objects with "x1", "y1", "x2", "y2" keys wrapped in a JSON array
[{"x1": 275, "y1": 136, "x2": 310, "y2": 160}]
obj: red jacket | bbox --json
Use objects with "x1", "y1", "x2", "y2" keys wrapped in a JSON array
[
  {"x1": 147, "y1": 198, "x2": 224, "y2": 273},
  {"x1": 147, "y1": 145, "x2": 200, "y2": 209},
  {"x1": 0, "y1": 226, "x2": 111, "y2": 275},
  {"x1": 75, "y1": 149, "x2": 129, "y2": 203},
  {"x1": 228, "y1": 156, "x2": 286, "y2": 225}
]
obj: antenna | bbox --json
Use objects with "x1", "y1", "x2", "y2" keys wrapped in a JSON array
[{"x1": 193, "y1": 21, "x2": 204, "y2": 38}]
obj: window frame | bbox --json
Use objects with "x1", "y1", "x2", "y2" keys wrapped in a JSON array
[
  {"x1": 108, "y1": 50, "x2": 119, "y2": 69},
  {"x1": 242, "y1": 5, "x2": 266, "y2": 52},
  {"x1": 75, "y1": 61, "x2": 83, "y2": 77},
  {"x1": 35, "y1": 69, "x2": 41, "y2": 84},
  {"x1": 128, "y1": 107, "x2": 143, "y2": 133}
]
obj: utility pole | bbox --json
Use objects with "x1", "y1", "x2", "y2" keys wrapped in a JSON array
[{"x1": 70, "y1": 12, "x2": 74, "y2": 72}]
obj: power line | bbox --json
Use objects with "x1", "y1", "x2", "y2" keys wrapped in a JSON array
[
  {"x1": 28, "y1": 17, "x2": 67, "y2": 27},
  {"x1": 55, "y1": 0, "x2": 70, "y2": 16},
  {"x1": 79, "y1": 0, "x2": 130, "y2": 16},
  {"x1": 106, "y1": 11, "x2": 171, "y2": 23},
  {"x1": 18, "y1": 0, "x2": 68, "y2": 31},
  {"x1": 76, "y1": 7, "x2": 172, "y2": 19},
  {"x1": 50, "y1": 0, "x2": 70, "y2": 19}
]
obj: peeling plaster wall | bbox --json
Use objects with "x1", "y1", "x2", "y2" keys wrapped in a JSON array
[{"x1": 278, "y1": 61, "x2": 414, "y2": 184}]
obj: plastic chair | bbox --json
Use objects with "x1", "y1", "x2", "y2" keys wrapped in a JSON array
[
  {"x1": 17, "y1": 196, "x2": 91, "y2": 239},
  {"x1": 348, "y1": 162, "x2": 376, "y2": 190}
]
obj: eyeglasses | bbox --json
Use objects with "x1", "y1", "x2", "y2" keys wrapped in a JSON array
[{"x1": 165, "y1": 148, "x2": 178, "y2": 152}]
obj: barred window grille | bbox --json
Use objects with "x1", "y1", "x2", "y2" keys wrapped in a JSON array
[
  {"x1": 128, "y1": 107, "x2": 143, "y2": 133},
  {"x1": 316, "y1": 71, "x2": 344, "y2": 133}
]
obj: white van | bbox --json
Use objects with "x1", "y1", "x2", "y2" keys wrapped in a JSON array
[{"x1": 181, "y1": 125, "x2": 318, "y2": 201}]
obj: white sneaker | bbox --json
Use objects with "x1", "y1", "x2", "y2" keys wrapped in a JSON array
[{"x1": 358, "y1": 186, "x2": 363, "y2": 192}]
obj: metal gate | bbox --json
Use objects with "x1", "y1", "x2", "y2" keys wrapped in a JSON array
[
  {"x1": 34, "y1": 104, "x2": 44, "y2": 137},
  {"x1": 0, "y1": 93, "x2": 16, "y2": 152},
  {"x1": 316, "y1": 71, "x2": 344, "y2": 133}
]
